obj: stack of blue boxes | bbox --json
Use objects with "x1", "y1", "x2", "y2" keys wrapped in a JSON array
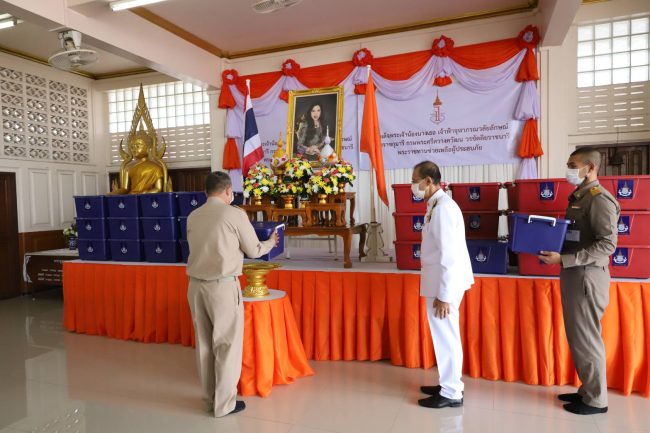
[
  {"x1": 73, "y1": 192, "x2": 207, "y2": 263},
  {"x1": 75, "y1": 195, "x2": 111, "y2": 260},
  {"x1": 176, "y1": 191, "x2": 208, "y2": 263},
  {"x1": 106, "y1": 194, "x2": 143, "y2": 261}
]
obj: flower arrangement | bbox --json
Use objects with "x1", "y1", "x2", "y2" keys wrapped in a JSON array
[
  {"x1": 273, "y1": 181, "x2": 303, "y2": 196},
  {"x1": 283, "y1": 157, "x2": 313, "y2": 182},
  {"x1": 243, "y1": 163, "x2": 276, "y2": 199},
  {"x1": 307, "y1": 171, "x2": 339, "y2": 195},
  {"x1": 325, "y1": 160, "x2": 356, "y2": 189},
  {"x1": 63, "y1": 222, "x2": 77, "y2": 238}
]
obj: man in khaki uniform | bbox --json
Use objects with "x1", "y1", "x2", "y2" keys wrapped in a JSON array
[
  {"x1": 186, "y1": 171, "x2": 277, "y2": 417},
  {"x1": 539, "y1": 147, "x2": 619, "y2": 415}
]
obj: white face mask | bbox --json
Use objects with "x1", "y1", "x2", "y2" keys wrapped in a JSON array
[
  {"x1": 411, "y1": 181, "x2": 426, "y2": 199},
  {"x1": 565, "y1": 167, "x2": 585, "y2": 186}
]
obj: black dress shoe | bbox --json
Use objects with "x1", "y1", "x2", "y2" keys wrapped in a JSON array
[
  {"x1": 421, "y1": 385, "x2": 464, "y2": 397},
  {"x1": 563, "y1": 401, "x2": 607, "y2": 415},
  {"x1": 418, "y1": 393, "x2": 463, "y2": 409},
  {"x1": 228, "y1": 401, "x2": 246, "y2": 415},
  {"x1": 558, "y1": 393, "x2": 582, "y2": 403}
]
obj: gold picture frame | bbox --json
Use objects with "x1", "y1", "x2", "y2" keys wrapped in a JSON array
[{"x1": 286, "y1": 86, "x2": 344, "y2": 167}]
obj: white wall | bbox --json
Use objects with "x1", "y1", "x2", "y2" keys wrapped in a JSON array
[
  {"x1": 540, "y1": 0, "x2": 650, "y2": 178},
  {"x1": 0, "y1": 52, "x2": 106, "y2": 233}
]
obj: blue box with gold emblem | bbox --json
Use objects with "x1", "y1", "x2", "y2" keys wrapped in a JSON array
[
  {"x1": 106, "y1": 194, "x2": 139, "y2": 218},
  {"x1": 509, "y1": 213, "x2": 571, "y2": 255},
  {"x1": 139, "y1": 192, "x2": 178, "y2": 217},
  {"x1": 245, "y1": 221, "x2": 285, "y2": 260},
  {"x1": 466, "y1": 239, "x2": 508, "y2": 274},
  {"x1": 141, "y1": 217, "x2": 179, "y2": 240},
  {"x1": 176, "y1": 191, "x2": 207, "y2": 217},
  {"x1": 143, "y1": 240, "x2": 180, "y2": 263},
  {"x1": 108, "y1": 239, "x2": 144, "y2": 262}
]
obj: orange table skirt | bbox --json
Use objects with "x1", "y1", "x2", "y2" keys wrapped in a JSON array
[
  {"x1": 62, "y1": 262, "x2": 313, "y2": 397},
  {"x1": 240, "y1": 293, "x2": 314, "y2": 396},
  {"x1": 63, "y1": 262, "x2": 650, "y2": 397}
]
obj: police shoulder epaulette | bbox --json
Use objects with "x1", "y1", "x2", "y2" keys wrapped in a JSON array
[{"x1": 589, "y1": 186, "x2": 602, "y2": 196}]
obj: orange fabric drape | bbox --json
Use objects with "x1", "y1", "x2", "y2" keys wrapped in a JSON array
[
  {"x1": 218, "y1": 34, "x2": 534, "y2": 104},
  {"x1": 63, "y1": 263, "x2": 650, "y2": 397},
  {"x1": 450, "y1": 38, "x2": 522, "y2": 69},
  {"x1": 516, "y1": 48, "x2": 540, "y2": 82},
  {"x1": 359, "y1": 73, "x2": 389, "y2": 207},
  {"x1": 239, "y1": 295, "x2": 314, "y2": 397},
  {"x1": 518, "y1": 118, "x2": 543, "y2": 158},
  {"x1": 222, "y1": 137, "x2": 241, "y2": 170}
]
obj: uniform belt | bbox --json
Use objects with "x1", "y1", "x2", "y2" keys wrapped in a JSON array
[{"x1": 190, "y1": 276, "x2": 236, "y2": 283}]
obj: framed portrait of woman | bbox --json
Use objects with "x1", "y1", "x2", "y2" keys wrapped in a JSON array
[{"x1": 286, "y1": 86, "x2": 344, "y2": 167}]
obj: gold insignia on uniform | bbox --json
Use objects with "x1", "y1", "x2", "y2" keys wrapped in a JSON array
[{"x1": 589, "y1": 187, "x2": 601, "y2": 196}]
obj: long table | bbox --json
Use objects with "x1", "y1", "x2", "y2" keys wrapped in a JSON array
[{"x1": 63, "y1": 260, "x2": 650, "y2": 397}]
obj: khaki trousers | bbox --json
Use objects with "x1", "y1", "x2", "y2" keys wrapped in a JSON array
[
  {"x1": 559, "y1": 265, "x2": 610, "y2": 408},
  {"x1": 187, "y1": 277, "x2": 243, "y2": 417}
]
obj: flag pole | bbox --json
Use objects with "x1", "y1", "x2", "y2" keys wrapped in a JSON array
[{"x1": 361, "y1": 65, "x2": 391, "y2": 263}]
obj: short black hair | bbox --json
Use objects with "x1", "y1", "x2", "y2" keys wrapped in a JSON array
[
  {"x1": 571, "y1": 147, "x2": 602, "y2": 168},
  {"x1": 205, "y1": 171, "x2": 232, "y2": 195},
  {"x1": 414, "y1": 161, "x2": 442, "y2": 185}
]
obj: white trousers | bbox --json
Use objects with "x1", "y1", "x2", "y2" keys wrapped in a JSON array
[{"x1": 425, "y1": 296, "x2": 464, "y2": 400}]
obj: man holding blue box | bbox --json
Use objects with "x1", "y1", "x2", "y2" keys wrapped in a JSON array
[
  {"x1": 186, "y1": 171, "x2": 278, "y2": 417},
  {"x1": 411, "y1": 161, "x2": 474, "y2": 409},
  {"x1": 539, "y1": 148, "x2": 619, "y2": 415}
]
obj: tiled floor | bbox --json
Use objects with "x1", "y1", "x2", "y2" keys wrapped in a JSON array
[{"x1": 1, "y1": 289, "x2": 648, "y2": 433}]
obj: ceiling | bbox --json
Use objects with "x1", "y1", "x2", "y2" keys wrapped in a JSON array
[
  {"x1": 135, "y1": 0, "x2": 536, "y2": 58},
  {"x1": 0, "y1": 20, "x2": 149, "y2": 79}
]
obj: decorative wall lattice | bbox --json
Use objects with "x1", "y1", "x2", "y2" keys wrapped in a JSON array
[{"x1": 0, "y1": 66, "x2": 90, "y2": 163}]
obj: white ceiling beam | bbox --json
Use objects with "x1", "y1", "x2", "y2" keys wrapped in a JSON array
[
  {"x1": 538, "y1": 0, "x2": 581, "y2": 47},
  {"x1": 0, "y1": 0, "x2": 222, "y2": 88}
]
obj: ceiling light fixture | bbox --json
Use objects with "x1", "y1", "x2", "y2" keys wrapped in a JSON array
[{"x1": 109, "y1": 0, "x2": 168, "y2": 12}]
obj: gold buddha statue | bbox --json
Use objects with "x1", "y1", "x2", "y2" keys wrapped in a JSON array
[{"x1": 111, "y1": 84, "x2": 172, "y2": 195}]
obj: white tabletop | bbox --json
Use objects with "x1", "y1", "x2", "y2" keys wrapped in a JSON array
[
  {"x1": 242, "y1": 288, "x2": 286, "y2": 303},
  {"x1": 26, "y1": 248, "x2": 79, "y2": 257}
]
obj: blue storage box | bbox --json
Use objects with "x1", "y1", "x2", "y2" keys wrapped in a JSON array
[
  {"x1": 78, "y1": 239, "x2": 110, "y2": 261},
  {"x1": 178, "y1": 217, "x2": 188, "y2": 240},
  {"x1": 107, "y1": 195, "x2": 140, "y2": 218},
  {"x1": 245, "y1": 221, "x2": 285, "y2": 260},
  {"x1": 107, "y1": 218, "x2": 141, "y2": 240},
  {"x1": 76, "y1": 218, "x2": 108, "y2": 240},
  {"x1": 180, "y1": 240, "x2": 189, "y2": 263},
  {"x1": 466, "y1": 239, "x2": 509, "y2": 274},
  {"x1": 509, "y1": 213, "x2": 571, "y2": 255},
  {"x1": 108, "y1": 239, "x2": 144, "y2": 262},
  {"x1": 139, "y1": 193, "x2": 178, "y2": 217},
  {"x1": 141, "y1": 217, "x2": 179, "y2": 240},
  {"x1": 176, "y1": 192, "x2": 207, "y2": 217},
  {"x1": 143, "y1": 240, "x2": 180, "y2": 263},
  {"x1": 74, "y1": 195, "x2": 107, "y2": 219}
]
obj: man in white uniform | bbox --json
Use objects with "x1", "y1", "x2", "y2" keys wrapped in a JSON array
[{"x1": 412, "y1": 161, "x2": 474, "y2": 409}]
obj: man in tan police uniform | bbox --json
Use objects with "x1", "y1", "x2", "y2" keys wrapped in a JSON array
[
  {"x1": 539, "y1": 147, "x2": 619, "y2": 415},
  {"x1": 186, "y1": 171, "x2": 277, "y2": 417}
]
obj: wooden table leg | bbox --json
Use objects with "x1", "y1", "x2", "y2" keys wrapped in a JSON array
[
  {"x1": 349, "y1": 196, "x2": 356, "y2": 226},
  {"x1": 342, "y1": 232, "x2": 352, "y2": 268},
  {"x1": 358, "y1": 225, "x2": 368, "y2": 258}
]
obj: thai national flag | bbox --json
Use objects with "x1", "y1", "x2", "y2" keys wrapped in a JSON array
[{"x1": 242, "y1": 89, "x2": 264, "y2": 177}]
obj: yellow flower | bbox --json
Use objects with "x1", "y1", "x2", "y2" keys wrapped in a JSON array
[{"x1": 324, "y1": 186, "x2": 332, "y2": 194}]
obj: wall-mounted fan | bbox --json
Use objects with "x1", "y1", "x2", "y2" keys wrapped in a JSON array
[
  {"x1": 48, "y1": 30, "x2": 98, "y2": 71},
  {"x1": 252, "y1": 0, "x2": 302, "y2": 14}
]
